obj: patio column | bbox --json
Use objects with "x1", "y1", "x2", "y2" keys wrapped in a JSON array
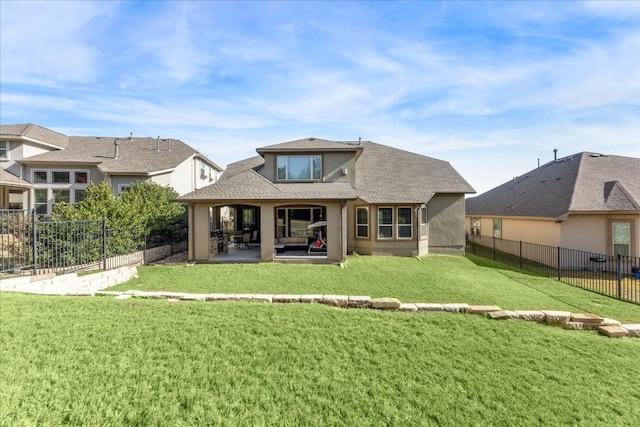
[
  {"x1": 260, "y1": 203, "x2": 275, "y2": 262},
  {"x1": 191, "y1": 203, "x2": 211, "y2": 261}
]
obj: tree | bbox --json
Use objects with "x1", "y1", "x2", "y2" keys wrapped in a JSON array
[{"x1": 52, "y1": 181, "x2": 187, "y2": 246}]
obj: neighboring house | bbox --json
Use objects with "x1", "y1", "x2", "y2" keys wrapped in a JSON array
[
  {"x1": 178, "y1": 137, "x2": 475, "y2": 263},
  {"x1": 0, "y1": 123, "x2": 223, "y2": 214},
  {"x1": 465, "y1": 152, "x2": 640, "y2": 257}
]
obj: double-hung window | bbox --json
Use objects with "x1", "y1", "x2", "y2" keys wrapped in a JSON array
[
  {"x1": 356, "y1": 207, "x2": 369, "y2": 238},
  {"x1": 612, "y1": 222, "x2": 631, "y2": 256},
  {"x1": 277, "y1": 155, "x2": 322, "y2": 181},
  {"x1": 32, "y1": 169, "x2": 90, "y2": 215},
  {"x1": 397, "y1": 207, "x2": 412, "y2": 239},
  {"x1": 378, "y1": 207, "x2": 393, "y2": 239}
]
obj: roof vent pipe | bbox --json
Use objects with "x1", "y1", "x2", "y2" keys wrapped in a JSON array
[
  {"x1": 156, "y1": 136, "x2": 160, "y2": 151},
  {"x1": 167, "y1": 138, "x2": 171, "y2": 151},
  {"x1": 129, "y1": 132, "x2": 133, "y2": 141},
  {"x1": 114, "y1": 138, "x2": 120, "y2": 159},
  {"x1": 553, "y1": 149, "x2": 557, "y2": 162}
]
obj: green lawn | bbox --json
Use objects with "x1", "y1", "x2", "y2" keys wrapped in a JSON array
[
  {"x1": 111, "y1": 255, "x2": 640, "y2": 322},
  {"x1": 1, "y1": 292, "x2": 639, "y2": 426}
]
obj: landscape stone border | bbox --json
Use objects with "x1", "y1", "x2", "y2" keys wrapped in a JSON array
[
  {"x1": 99, "y1": 290, "x2": 640, "y2": 339},
  {"x1": 2, "y1": 266, "x2": 638, "y2": 339}
]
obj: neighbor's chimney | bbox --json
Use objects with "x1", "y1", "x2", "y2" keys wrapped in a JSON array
[
  {"x1": 156, "y1": 136, "x2": 160, "y2": 151},
  {"x1": 553, "y1": 149, "x2": 558, "y2": 162},
  {"x1": 114, "y1": 138, "x2": 120, "y2": 159}
]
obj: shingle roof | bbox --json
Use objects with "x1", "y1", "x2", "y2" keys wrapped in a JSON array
[
  {"x1": 178, "y1": 139, "x2": 474, "y2": 203},
  {"x1": 0, "y1": 123, "x2": 69, "y2": 149},
  {"x1": 0, "y1": 167, "x2": 33, "y2": 188},
  {"x1": 356, "y1": 141, "x2": 475, "y2": 204},
  {"x1": 18, "y1": 136, "x2": 222, "y2": 174},
  {"x1": 466, "y1": 152, "x2": 640, "y2": 218}
]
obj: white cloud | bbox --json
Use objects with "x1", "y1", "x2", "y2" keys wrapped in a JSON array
[{"x1": 0, "y1": 1, "x2": 114, "y2": 85}]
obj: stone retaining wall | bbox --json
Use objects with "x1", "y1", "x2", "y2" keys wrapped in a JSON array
[
  {"x1": 100, "y1": 291, "x2": 640, "y2": 339},
  {"x1": 0, "y1": 266, "x2": 137, "y2": 295}
]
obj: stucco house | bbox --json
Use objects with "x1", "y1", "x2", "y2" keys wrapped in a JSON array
[
  {"x1": 178, "y1": 137, "x2": 475, "y2": 263},
  {"x1": 0, "y1": 123, "x2": 223, "y2": 214},
  {"x1": 465, "y1": 152, "x2": 640, "y2": 257}
]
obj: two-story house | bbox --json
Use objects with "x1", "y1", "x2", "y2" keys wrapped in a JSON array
[
  {"x1": 0, "y1": 123, "x2": 223, "y2": 215},
  {"x1": 178, "y1": 137, "x2": 475, "y2": 263}
]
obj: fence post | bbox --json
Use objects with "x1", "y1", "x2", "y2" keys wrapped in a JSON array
[
  {"x1": 102, "y1": 220, "x2": 107, "y2": 271},
  {"x1": 493, "y1": 236, "x2": 496, "y2": 261},
  {"x1": 143, "y1": 234, "x2": 147, "y2": 265},
  {"x1": 519, "y1": 241, "x2": 523, "y2": 270},
  {"x1": 617, "y1": 254, "x2": 622, "y2": 299},
  {"x1": 557, "y1": 247, "x2": 561, "y2": 281},
  {"x1": 31, "y1": 209, "x2": 38, "y2": 275}
]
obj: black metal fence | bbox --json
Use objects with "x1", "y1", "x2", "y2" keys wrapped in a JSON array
[
  {"x1": 466, "y1": 234, "x2": 640, "y2": 305},
  {"x1": 1, "y1": 209, "x2": 145, "y2": 275}
]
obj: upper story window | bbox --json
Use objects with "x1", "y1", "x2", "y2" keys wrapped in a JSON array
[
  {"x1": 200, "y1": 160, "x2": 206, "y2": 179},
  {"x1": 277, "y1": 155, "x2": 322, "y2": 181},
  {"x1": 0, "y1": 141, "x2": 8, "y2": 160}
]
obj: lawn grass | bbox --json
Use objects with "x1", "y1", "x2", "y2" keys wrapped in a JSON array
[
  {"x1": 110, "y1": 255, "x2": 640, "y2": 322},
  {"x1": 1, "y1": 292, "x2": 639, "y2": 426}
]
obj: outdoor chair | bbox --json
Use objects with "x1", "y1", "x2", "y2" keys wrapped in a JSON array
[{"x1": 308, "y1": 236, "x2": 327, "y2": 255}]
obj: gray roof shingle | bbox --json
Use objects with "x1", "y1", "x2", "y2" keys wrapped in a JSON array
[
  {"x1": 0, "y1": 123, "x2": 69, "y2": 149},
  {"x1": 17, "y1": 136, "x2": 222, "y2": 174},
  {"x1": 466, "y1": 152, "x2": 640, "y2": 218},
  {"x1": 0, "y1": 167, "x2": 33, "y2": 188},
  {"x1": 179, "y1": 139, "x2": 474, "y2": 203}
]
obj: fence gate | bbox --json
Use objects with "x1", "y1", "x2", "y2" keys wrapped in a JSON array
[{"x1": 1, "y1": 209, "x2": 35, "y2": 273}]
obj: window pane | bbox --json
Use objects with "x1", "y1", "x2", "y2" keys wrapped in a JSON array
[
  {"x1": 0, "y1": 141, "x2": 7, "y2": 158},
  {"x1": 420, "y1": 207, "x2": 428, "y2": 237},
  {"x1": 614, "y1": 244, "x2": 630, "y2": 256},
  {"x1": 35, "y1": 189, "x2": 47, "y2": 203},
  {"x1": 277, "y1": 156, "x2": 286, "y2": 180},
  {"x1": 356, "y1": 207, "x2": 368, "y2": 225},
  {"x1": 53, "y1": 189, "x2": 70, "y2": 203},
  {"x1": 34, "y1": 171, "x2": 47, "y2": 183},
  {"x1": 378, "y1": 226, "x2": 393, "y2": 239},
  {"x1": 75, "y1": 189, "x2": 87, "y2": 203},
  {"x1": 52, "y1": 171, "x2": 70, "y2": 184},
  {"x1": 397, "y1": 207, "x2": 412, "y2": 224},
  {"x1": 357, "y1": 225, "x2": 368, "y2": 238},
  {"x1": 312, "y1": 155, "x2": 322, "y2": 179},
  {"x1": 378, "y1": 208, "x2": 392, "y2": 225},
  {"x1": 613, "y1": 222, "x2": 630, "y2": 244},
  {"x1": 493, "y1": 219, "x2": 502, "y2": 238},
  {"x1": 35, "y1": 204, "x2": 48, "y2": 215},
  {"x1": 287, "y1": 156, "x2": 311, "y2": 180},
  {"x1": 398, "y1": 226, "x2": 412, "y2": 238},
  {"x1": 75, "y1": 172, "x2": 88, "y2": 184}
]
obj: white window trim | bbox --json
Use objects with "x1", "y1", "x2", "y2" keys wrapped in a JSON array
[
  {"x1": 493, "y1": 218, "x2": 502, "y2": 239},
  {"x1": 612, "y1": 221, "x2": 631, "y2": 256},
  {"x1": 117, "y1": 184, "x2": 131, "y2": 195}
]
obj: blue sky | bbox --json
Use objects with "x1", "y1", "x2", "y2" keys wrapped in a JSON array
[{"x1": 1, "y1": 0, "x2": 639, "y2": 194}]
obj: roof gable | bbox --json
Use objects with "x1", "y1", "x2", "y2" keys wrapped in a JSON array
[
  {"x1": 256, "y1": 137, "x2": 363, "y2": 155},
  {"x1": 0, "y1": 123, "x2": 69, "y2": 149}
]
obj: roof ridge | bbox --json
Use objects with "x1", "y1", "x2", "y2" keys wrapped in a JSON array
[{"x1": 567, "y1": 152, "x2": 587, "y2": 212}]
